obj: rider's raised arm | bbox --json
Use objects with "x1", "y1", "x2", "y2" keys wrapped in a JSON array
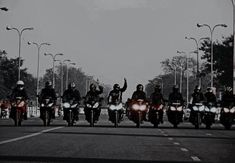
[{"x1": 120, "y1": 78, "x2": 127, "y2": 92}]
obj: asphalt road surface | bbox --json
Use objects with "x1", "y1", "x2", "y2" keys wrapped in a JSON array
[{"x1": 0, "y1": 114, "x2": 234, "y2": 163}]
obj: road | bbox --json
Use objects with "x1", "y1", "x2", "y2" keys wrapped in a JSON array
[{"x1": 0, "y1": 114, "x2": 234, "y2": 163}]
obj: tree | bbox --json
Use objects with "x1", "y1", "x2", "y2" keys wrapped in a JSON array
[{"x1": 200, "y1": 35, "x2": 233, "y2": 88}]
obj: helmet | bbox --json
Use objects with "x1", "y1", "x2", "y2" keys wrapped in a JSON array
[
  {"x1": 68, "y1": 82, "x2": 76, "y2": 89},
  {"x1": 194, "y1": 85, "x2": 201, "y2": 92},
  {"x1": 113, "y1": 84, "x2": 120, "y2": 91},
  {"x1": 16, "y1": 80, "x2": 24, "y2": 90},
  {"x1": 90, "y1": 83, "x2": 96, "y2": 91},
  {"x1": 207, "y1": 87, "x2": 213, "y2": 93},
  {"x1": 136, "y1": 84, "x2": 143, "y2": 91},
  {"x1": 155, "y1": 85, "x2": 161, "y2": 92},
  {"x1": 16, "y1": 80, "x2": 24, "y2": 86},
  {"x1": 225, "y1": 86, "x2": 232, "y2": 93},
  {"x1": 173, "y1": 85, "x2": 179, "y2": 92},
  {"x1": 45, "y1": 81, "x2": 52, "y2": 88}
]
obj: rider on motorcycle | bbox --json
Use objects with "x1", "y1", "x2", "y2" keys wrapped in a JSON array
[
  {"x1": 168, "y1": 85, "x2": 184, "y2": 105},
  {"x1": 132, "y1": 84, "x2": 147, "y2": 100},
  {"x1": 221, "y1": 86, "x2": 235, "y2": 108},
  {"x1": 190, "y1": 85, "x2": 204, "y2": 105},
  {"x1": 150, "y1": 85, "x2": 165, "y2": 123},
  {"x1": 107, "y1": 78, "x2": 127, "y2": 120},
  {"x1": 204, "y1": 87, "x2": 217, "y2": 105},
  {"x1": 39, "y1": 81, "x2": 57, "y2": 119},
  {"x1": 10, "y1": 80, "x2": 28, "y2": 120},
  {"x1": 62, "y1": 82, "x2": 81, "y2": 121},
  {"x1": 84, "y1": 83, "x2": 103, "y2": 121}
]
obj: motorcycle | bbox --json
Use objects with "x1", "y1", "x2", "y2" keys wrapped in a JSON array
[
  {"x1": 108, "y1": 102, "x2": 124, "y2": 127},
  {"x1": 203, "y1": 102, "x2": 217, "y2": 129},
  {"x1": 167, "y1": 102, "x2": 183, "y2": 128},
  {"x1": 190, "y1": 103, "x2": 205, "y2": 129},
  {"x1": 84, "y1": 99, "x2": 101, "y2": 127},
  {"x1": 40, "y1": 97, "x2": 54, "y2": 126},
  {"x1": 63, "y1": 100, "x2": 79, "y2": 126},
  {"x1": 127, "y1": 99, "x2": 148, "y2": 128},
  {"x1": 148, "y1": 104, "x2": 164, "y2": 128},
  {"x1": 220, "y1": 104, "x2": 235, "y2": 130},
  {"x1": 10, "y1": 97, "x2": 27, "y2": 126}
]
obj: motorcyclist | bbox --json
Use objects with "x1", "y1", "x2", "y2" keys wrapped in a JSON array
[
  {"x1": 107, "y1": 78, "x2": 127, "y2": 121},
  {"x1": 84, "y1": 83, "x2": 103, "y2": 122},
  {"x1": 10, "y1": 80, "x2": 28, "y2": 120},
  {"x1": 39, "y1": 81, "x2": 57, "y2": 119},
  {"x1": 190, "y1": 85, "x2": 205, "y2": 105},
  {"x1": 168, "y1": 85, "x2": 184, "y2": 105},
  {"x1": 108, "y1": 78, "x2": 127, "y2": 104},
  {"x1": 204, "y1": 87, "x2": 217, "y2": 105},
  {"x1": 150, "y1": 85, "x2": 165, "y2": 123},
  {"x1": 221, "y1": 86, "x2": 235, "y2": 108},
  {"x1": 132, "y1": 84, "x2": 147, "y2": 100},
  {"x1": 62, "y1": 82, "x2": 81, "y2": 121}
]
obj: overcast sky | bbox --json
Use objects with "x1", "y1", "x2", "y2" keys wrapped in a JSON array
[{"x1": 0, "y1": 0, "x2": 233, "y2": 99}]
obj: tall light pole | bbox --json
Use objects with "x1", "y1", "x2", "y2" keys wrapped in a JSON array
[
  {"x1": 185, "y1": 37, "x2": 210, "y2": 87},
  {"x1": 197, "y1": 23, "x2": 227, "y2": 88},
  {"x1": 28, "y1": 42, "x2": 50, "y2": 109},
  {"x1": 232, "y1": 0, "x2": 235, "y2": 95},
  {"x1": 6, "y1": 26, "x2": 34, "y2": 81},
  {"x1": 66, "y1": 62, "x2": 76, "y2": 89},
  {"x1": 177, "y1": 51, "x2": 186, "y2": 93},
  {"x1": 44, "y1": 53, "x2": 63, "y2": 88}
]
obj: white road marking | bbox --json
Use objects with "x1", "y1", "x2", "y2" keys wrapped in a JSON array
[
  {"x1": 206, "y1": 133, "x2": 212, "y2": 136},
  {"x1": 173, "y1": 142, "x2": 180, "y2": 145},
  {"x1": 191, "y1": 156, "x2": 201, "y2": 161},
  {"x1": 168, "y1": 137, "x2": 173, "y2": 140},
  {"x1": 163, "y1": 134, "x2": 168, "y2": 136},
  {"x1": 180, "y1": 148, "x2": 189, "y2": 152},
  {"x1": 0, "y1": 127, "x2": 63, "y2": 145}
]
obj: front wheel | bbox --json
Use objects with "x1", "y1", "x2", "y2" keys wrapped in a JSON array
[
  {"x1": 136, "y1": 111, "x2": 141, "y2": 128},
  {"x1": 15, "y1": 110, "x2": 22, "y2": 126},
  {"x1": 43, "y1": 111, "x2": 50, "y2": 126},
  {"x1": 114, "y1": 110, "x2": 118, "y2": 128},
  {"x1": 90, "y1": 110, "x2": 94, "y2": 127}
]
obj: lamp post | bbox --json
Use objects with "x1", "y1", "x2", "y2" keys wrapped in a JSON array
[
  {"x1": 185, "y1": 37, "x2": 210, "y2": 87},
  {"x1": 6, "y1": 26, "x2": 34, "y2": 81},
  {"x1": 28, "y1": 42, "x2": 50, "y2": 109},
  {"x1": 197, "y1": 23, "x2": 227, "y2": 88},
  {"x1": 44, "y1": 53, "x2": 63, "y2": 88},
  {"x1": 66, "y1": 62, "x2": 76, "y2": 89},
  {"x1": 177, "y1": 51, "x2": 186, "y2": 93}
]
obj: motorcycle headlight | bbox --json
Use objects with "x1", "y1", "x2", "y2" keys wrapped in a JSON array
[
  {"x1": 199, "y1": 105, "x2": 205, "y2": 112},
  {"x1": 86, "y1": 104, "x2": 92, "y2": 108},
  {"x1": 48, "y1": 103, "x2": 54, "y2": 107},
  {"x1": 71, "y1": 104, "x2": 78, "y2": 108},
  {"x1": 210, "y1": 107, "x2": 216, "y2": 113},
  {"x1": 18, "y1": 101, "x2": 25, "y2": 107},
  {"x1": 93, "y1": 102, "x2": 99, "y2": 108},
  {"x1": 170, "y1": 106, "x2": 176, "y2": 111},
  {"x1": 41, "y1": 103, "x2": 45, "y2": 107},
  {"x1": 193, "y1": 106, "x2": 198, "y2": 111},
  {"x1": 63, "y1": 103, "x2": 70, "y2": 108},
  {"x1": 205, "y1": 107, "x2": 210, "y2": 112},
  {"x1": 223, "y1": 108, "x2": 229, "y2": 113},
  {"x1": 132, "y1": 104, "x2": 139, "y2": 110},
  {"x1": 109, "y1": 105, "x2": 116, "y2": 111},
  {"x1": 159, "y1": 104, "x2": 164, "y2": 110},
  {"x1": 139, "y1": 105, "x2": 147, "y2": 111},
  {"x1": 177, "y1": 106, "x2": 183, "y2": 111},
  {"x1": 230, "y1": 108, "x2": 235, "y2": 113},
  {"x1": 116, "y1": 103, "x2": 123, "y2": 110}
]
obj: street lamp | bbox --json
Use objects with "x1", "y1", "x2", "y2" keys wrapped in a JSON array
[
  {"x1": 177, "y1": 51, "x2": 186, "y2": 94},
  {"x1": 28, "y1": 42, "x2": 50, "y2": 109},
  {"x1": 185, "y1": 37, "x2": 210, "y2": 86},
  {"x1": 197, "y1": 23, "x2": 227, "y2": 88},
  {"x1": 0, "y1": 7, "x2": 8, "y2": 11},
  {"x1": 6, "y1": 26, "x2": 34, "y2": 81},
  {"x1": 66, "y1": 62, "x2": 76, "y2": 89},
  {"x1": 44, "y1": 53, "x2": 63, "y2": 88}
]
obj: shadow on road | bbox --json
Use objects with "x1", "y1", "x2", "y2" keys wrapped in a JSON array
[{"x1": 0, "y1": 155, "x2": 208, "y2": 163}]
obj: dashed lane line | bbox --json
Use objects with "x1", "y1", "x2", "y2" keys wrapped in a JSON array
[
  {"x1": 0, "y1": 126, "x2": 63, "y2": 145},
  {"x1": 173, "y1": 142, "x2": 180, "y2": 145},
  {"x1": 191, "y1": 156, "x2": 201, "y2": 162},
  {"x1": 180, "y1": 148, "x2": 189, "y2": 152},
  {"x1": 168, "y1": 137, "x2": 173, "y2": 140}
]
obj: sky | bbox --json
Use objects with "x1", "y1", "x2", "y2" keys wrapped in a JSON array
[{"x1": 0, "y1": 0, "x2": 233, "y2": 99}]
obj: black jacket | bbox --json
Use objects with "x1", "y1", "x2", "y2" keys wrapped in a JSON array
[
  {"x1": 150, "y1": 92, "x2": 164, "y2": 105},
  {"x1": 132, "y1": 91, "x2": 146, "y2": 100},
  {"x1": 168, "y1": 92, "x2": 184, "y2": 105},
  {"x1": 63, "y1": 89, "x2": 81, "y2": 103},
  {"x1": 204, "y1": 92, "x2": 217, "y2": 105},
  {"x1": 108, "y1": 82, "x2": 127, "y2": 104},
  {"x1": 191, "y1": 92, "x2": 204, "y2": 104},
  {"x1": 10, "y1": 88, "x2": 28, "y2": 101},
  {"x1": 85, "y1": 86, "x2": 103, "y2": 103},
  {"x1": 39, "y1": 88, "x2": 57, "y2": 103}
]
